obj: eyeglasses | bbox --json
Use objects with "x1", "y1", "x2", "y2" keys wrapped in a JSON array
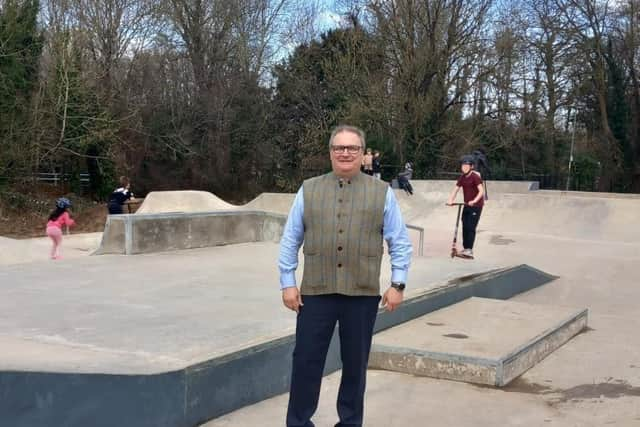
[{"x1": 331, "y1": 145, "x2": 362, "y2": 154}]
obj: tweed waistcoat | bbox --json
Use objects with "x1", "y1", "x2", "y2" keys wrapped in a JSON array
[{"x1": 300, "y1": 172, "x2": 388, "y2": 296}]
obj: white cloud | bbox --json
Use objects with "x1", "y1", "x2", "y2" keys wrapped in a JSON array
[{"x1": 316, "y1": 10, "x2": 344, "y2": 31}]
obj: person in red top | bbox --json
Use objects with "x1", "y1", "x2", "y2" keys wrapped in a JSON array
[
  {"x1": 46, "y1": 197, "x2": 76, "y2": 260},
  {"x1": 447, "y1": 155, "x2": 484, "y2": 258}
]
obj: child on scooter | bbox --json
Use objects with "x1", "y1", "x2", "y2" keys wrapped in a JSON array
[{"x1": 446, "y1": 155, "x2": 484, "y2": 258}]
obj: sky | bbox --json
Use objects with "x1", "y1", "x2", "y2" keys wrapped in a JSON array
[
  {"x1": 316, "y1": 0, "x2": 346, "y2": 32},
  {"x1": 316, "y1": 10, "x2": 343, "y2": 32}
]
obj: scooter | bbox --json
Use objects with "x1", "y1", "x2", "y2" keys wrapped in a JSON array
[{"x1": 448, "y1": 203, "x2": 473, "y2": 259}]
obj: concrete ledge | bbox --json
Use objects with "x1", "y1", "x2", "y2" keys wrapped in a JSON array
[
  {"x1": 0, "y1": 265, "x2": 555, "y2": 427},
  {"x1": 369, "y1": 345, "x2": 500, "y2": 385},
  {"x1": 95, "y1": 210, "x2": 426, "y2": 257},
  {"x1": 94, "y1": 210, "x2": 287, "y2": 255},
  {"x1": 499, "y1": 308, "x2": 588, "y2": 385},
  {"x1": 368, "y1": 297, "x2": 588, "y2": 386}
]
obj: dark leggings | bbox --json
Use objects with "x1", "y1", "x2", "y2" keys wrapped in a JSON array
[
  {"x1": 108, "y1": 203, "x2": 124, "y2": 215},
  {"x1": 398, "y1": 177, "x2": 413, "y2": 194},
  {"x1": 462, "y1": 206, "x2": 482, "y2": 249}
]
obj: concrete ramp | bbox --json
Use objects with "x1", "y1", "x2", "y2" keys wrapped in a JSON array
[
  {"x1": 135, "y1": 190, "x2": 296, "y2": 216},
  {"x1": 410, "y1": 180, "x2": 539, "y2": 194},
  {"x1": 535, "y1": 189, "x2": 640, "y2": 199},
  {"x1": 134, "y1": 181, "x2": 537, "y2": 216},
  {"x1": 369, "y1": 297, "x2": 588, "y2": 386},
  {"x1": 118, "y1": 185, "x2": 640, "y2": 247},
  {"x1": 134, "y1": 179, "x2": 538, "y2": 217},
  {"x1": 135, "y1": 190, "x2": 235, "y2": 214},
  {"x1": 476, "y1": 193, "x2": 640, "y2": 242},
  {"x1": 241, "y1": 193, "x2": 296, "y2": 215},
  {"x1": 394, "y1": 190, "x2": 640, "y2": 243}
]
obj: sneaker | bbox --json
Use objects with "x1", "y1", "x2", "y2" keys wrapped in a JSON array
[{"x1": 461, "y1": 249, "x2": 473, "y2": 257}]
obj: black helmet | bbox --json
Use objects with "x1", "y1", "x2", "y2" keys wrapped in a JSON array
[{"x1": 460, "y1": 155, "x2": 475, "y2": 165}]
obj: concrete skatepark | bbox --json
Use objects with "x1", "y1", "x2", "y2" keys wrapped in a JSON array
[{"x1": 1, "y1": 180, "x2": 639, "y2": 426}]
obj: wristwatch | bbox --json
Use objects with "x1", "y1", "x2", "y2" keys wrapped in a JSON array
[{"x1": 390, "y1": 282, "x2": 405, "y2": 291}]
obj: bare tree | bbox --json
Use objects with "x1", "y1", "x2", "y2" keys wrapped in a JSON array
[
  {"x1": 556, "y1": 0, "x2": 619, "y2": 188},
  {"x1": 614, "y1": 0, "x2": 640, "y2": 189},
  {"x1": 520, "y1": 0, "x2": 573, "y2": 172},
  {"x1": 367, "y1": 0, "x2": 493, "y2": 166},
  {"x1": 70, "y1": 0, "x2": 159, "y2": 104}
]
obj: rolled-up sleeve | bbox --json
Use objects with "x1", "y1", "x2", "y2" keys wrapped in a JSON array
[
  {"x1": 383, "y1": 188, "x2": 412, "y2": 284},
  {"x1": 278, "y1": 187, "x2": 305, "y2": 289}
]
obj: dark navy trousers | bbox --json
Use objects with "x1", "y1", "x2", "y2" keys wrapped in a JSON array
[
  {"x1": 286, "y1": 294, "x2": 381, "y2": 427},
  {"x1": 462, "y1": 206, "x2": 482, "y2": 249}
]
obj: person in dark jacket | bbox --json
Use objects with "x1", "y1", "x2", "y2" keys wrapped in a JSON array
[
  {"x1": 108, "y1": 176, "x2": 134, "y2": 214},
  {"x1": 372, "y1": 150, "x2": 382, "y2": 179},
  {"x1": 472, "y1": 149, "x2": 490, "y2": 177},
  {"x1": 472, "y1": 148, "x2": 490, "y2": 201},
  {"x1": 397, "y1": 161, "x2": 414, "y2": 195}
]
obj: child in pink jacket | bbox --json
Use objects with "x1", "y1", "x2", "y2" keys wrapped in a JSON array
[{"x1": 46, "y1": 198, "x2": 76, "y2": 260}]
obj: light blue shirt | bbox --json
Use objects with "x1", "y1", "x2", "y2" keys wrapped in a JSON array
[{"x1": 278, "y1": 186, "x2": 413, "y2": 290}]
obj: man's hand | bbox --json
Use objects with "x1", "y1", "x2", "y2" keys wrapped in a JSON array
[
  {"x1": 446, "y1": 199, "x2": 454, "y2": 206},
  {"x1": 382, "y1": 287, "x2": 403, "y2": 312},
  {"x1": 468, "y1": 199, "x2": 476, "y2": 206},
  {"x1": 282, "y1": 287, "x2": 303, "y2": 313}
]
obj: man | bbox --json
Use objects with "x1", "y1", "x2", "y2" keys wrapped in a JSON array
[
  {"x1": 279, "y1": 125, "x2": 413, "y2": 427},
  {"x1": 446, "y1": 155, "x2": 484, "y2": 258}
]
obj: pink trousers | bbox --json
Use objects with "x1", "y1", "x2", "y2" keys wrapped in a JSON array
[{"x1": 46, "y1": 226, "x2": 63, "y2": 259}]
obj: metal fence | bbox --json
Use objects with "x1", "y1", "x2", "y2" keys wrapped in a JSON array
[{"x1": 35, "y1": 173, "x2": 90, "y2": 186}]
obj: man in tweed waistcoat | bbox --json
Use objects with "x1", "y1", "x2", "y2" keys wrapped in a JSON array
[{"x1": 279, "y1": 125, "x2": 413, "y2": 427}]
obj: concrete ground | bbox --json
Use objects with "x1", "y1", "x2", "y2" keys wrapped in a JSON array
[
  {"x1": 204, "y1": 230, "x2": 640, "y2": 427},
  {"x1": 0, "y1": 241, "x2": 500, "y2": 375},
  {"x1": 0, "y1": 233, "x2": 102, "y2": 266},
  {"x1": 2, "y1": 185, "x2": 639, "y2": 426}
]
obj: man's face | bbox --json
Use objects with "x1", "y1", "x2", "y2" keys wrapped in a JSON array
[
  {"x1": 461, "y1": 163, "x2": 472, "y2": 174},
  {"x1": 330, "y1": 131, "x2": 363, "y2": 177}
]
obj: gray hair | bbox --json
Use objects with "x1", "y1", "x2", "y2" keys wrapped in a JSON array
[{"x1": 329, "y1": 125, "x2": 366, "y2": 151}]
